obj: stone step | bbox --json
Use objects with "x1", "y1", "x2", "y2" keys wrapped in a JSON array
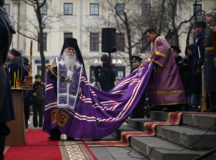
[
  {"x1": 127, "y1": 118, "x2": 154, "y2": 131},
  {"x1": 112, "y1": 122, "x2": 138, "y2": 139},
  {"x1": 182, "y1": 113, "x2": 216, "y2": 131},
  {"x1": 130, "y1": 136, "x2": 216, "y2": 160},
  {"x1": 156, "y1": 125, "x2": 216, "y2": 150},
  {"x1": 150, "y1": 111, "x2": 168, "y2": 122}
]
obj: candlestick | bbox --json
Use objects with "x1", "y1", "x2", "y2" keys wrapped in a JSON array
[{"x1": 29, "y1": 40, "x2": 33, "y2": 76}]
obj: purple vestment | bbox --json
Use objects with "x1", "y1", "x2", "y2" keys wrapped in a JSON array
[
  {"x1": 43, "y1": 55, "x2": 153, "y2": 139},
  {"x1": 143, "y1": 36, "x2": 187, "y2": 105}
]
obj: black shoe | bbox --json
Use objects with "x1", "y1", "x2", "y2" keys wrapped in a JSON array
[
  {"x1": 48, "y1": 136, "x2": 60, "y2": 140},
  {"x1": 67, "y1": 136, "x2": 75, "y2": 141}
]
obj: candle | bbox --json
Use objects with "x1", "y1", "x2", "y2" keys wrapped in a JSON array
[{"x1": 14, "y1": 72, "x2": 16, "y2": 88}]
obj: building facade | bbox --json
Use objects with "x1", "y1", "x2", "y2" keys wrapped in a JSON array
[{"x1": 4, "y1": 0, "x2": 216, "y2": 82}]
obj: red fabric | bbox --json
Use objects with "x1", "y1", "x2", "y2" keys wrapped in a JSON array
[{"x1": 4, "y1": 129, "x2": 62, "y2": 160}]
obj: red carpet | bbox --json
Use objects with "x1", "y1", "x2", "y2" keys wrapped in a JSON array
[
  {"x1": 4, "y1": 129, "x2": 97, "y2": 160},
  {"x1": 4, "y1": 129, "x2": 62, "y2": 160}
]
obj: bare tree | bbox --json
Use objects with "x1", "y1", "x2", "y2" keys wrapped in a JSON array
[
  {"x1": 102, "y1": 0, "x2": 202, "y2": 69},
  {"x1": 102, "y1": 0, "x2": 154, "y2": 71},
  {"x1": 19, "y1": 0, "x2": 60, "y2": 82}
]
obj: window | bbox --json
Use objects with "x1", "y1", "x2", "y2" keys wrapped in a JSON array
[
  {"x1": 90, "y1": 3, "x2": 99, "y2": 15},
  {"x1": 3, "y1": 4, "x2": 10, "y2": 15},
  {"x1": 115, "y1": 3, "x2": 125, "y2": 15},
  {"x1": 40, "y1": 3, "x2": 47, "y2": 15},
  {"x1": 141, "y1": 3, "x2": 151, "y2": 23},
  {"x1": 116, "y1": 33, "x2": 125, "y2": 52},
  {"x1": 64, "y1": 3, "x2": 73, "y2": 15},
  {"x1": 38, "y1": 33, "x2": 47, "y2": 51},
  {"x1": 64, "y1": 32, "x2": 73, "y2": 40},
  {"x1": 167, "y1": 2, "x2": 177, "y2": 18},
  {"x1": 141, "y1": 3, "x2": 151, "y2": 17},
  {"x1": 90, "y1": 33, "x2": 99, "y2": 52},
  {"x1": 193, "y1": 3, "x2": 202, "y2": 17}
]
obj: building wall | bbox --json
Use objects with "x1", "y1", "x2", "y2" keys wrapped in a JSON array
[{"x1": 4, "y1": 0, "x2": 216, "y2": 82}]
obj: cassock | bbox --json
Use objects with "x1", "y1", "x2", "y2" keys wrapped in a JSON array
[{"x1": 143, "y1": 36, "x2": 187, "y2": 106}]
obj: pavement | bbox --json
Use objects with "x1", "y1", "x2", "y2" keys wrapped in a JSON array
[{"x1": 26, "y1": 113, "x2": 146, "y2": 160}]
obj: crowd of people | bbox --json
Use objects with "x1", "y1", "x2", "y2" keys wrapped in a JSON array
[
  {"x1": 7, "y1": 48, "x2": 45, "y2": 129},
  {"x1": 129, "y1": 10, "x2": 216, "y2": 117},
  {"x1": 172, "y1": 10, "x2": 216, "y2": 112}
]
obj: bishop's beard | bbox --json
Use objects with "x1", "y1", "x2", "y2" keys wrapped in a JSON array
[{"x1": 63, "y1": 51, "x2": 76, "y2": 70}]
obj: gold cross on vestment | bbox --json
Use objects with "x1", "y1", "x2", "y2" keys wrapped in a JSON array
[{"x1": 65, "y1": 77, "x2": 72, "y2": 84}]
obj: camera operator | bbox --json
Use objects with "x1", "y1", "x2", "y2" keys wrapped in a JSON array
[{"x1": 94, "y1": 54, "x2": 116, "y2": 92}]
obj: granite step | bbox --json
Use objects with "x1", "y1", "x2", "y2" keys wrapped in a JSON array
[
  {"x1": 112, "y1": 122, "x2": 138, "y2": 139},
  {"x1": 127, "y1": 118, "x2": 154, "y2": 131},
  {"x1": 156, "y1": 125, "x2": 216, "y2": 150},
  {"x1": 150, "y1": 111, "x2": 168, "y2": 122},
  {"x1": 182, "y1": 113, "x2": 216, "y2": 131},
  {"x1": 130, "y1": 136, "x2": 216, "y2": 160}
]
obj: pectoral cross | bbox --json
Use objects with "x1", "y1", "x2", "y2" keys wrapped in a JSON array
[
  {"x1": 60, "y1": 76, "x2": 72, "y2": 84},
  {"x1": 65, "y1": 78, "x2": 72, "y2": 83}
]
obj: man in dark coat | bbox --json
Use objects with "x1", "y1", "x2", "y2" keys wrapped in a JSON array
[
  {"x1": 94, "y1": 54, "x2": 116, "y2": 92},
  {"x1": 204, "y1": 10, "x2": 216, "y2": 112},
  {"x1": 130, "y1": 56, "x2": 144, "y2": 118},
  {"x1": 172, "y1": 45, "x2": 183, "y2": 64},
  {"x1": 8, "y1": 49, "x2": 23, "y2": 86},
  {"x1": 0, "y1": 0, "x2": 16, "y2": 159},
  {"x1": 130, "y1": 55, "x2": 151, "y2": 118},
  {"x1": 188, "y1": 21, "x2": 206, "y2": 111},
  {"x1": 32, "y1": 75, "x2": 45, "y2": 128}
]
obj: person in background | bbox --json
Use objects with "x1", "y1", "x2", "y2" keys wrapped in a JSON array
[
  {"x1": 94, "y1": 54, "x2": 116, "y2": 92},
  {"x1": 23, "y1": 90, "x2": 32, "y2": 129},
  {"x1": 32, "y1": 75, "x2": 45, "y2": 128},
  {"x1": 0, "y1": 0, "x2": 16, "y2": 159},
  {"x1": 130, "y1": 56, "x2": 145, "y2": 118},
  {"x1": 172, "y1": 45, "x2": 183, "y2": 65},
  {"x1": 181, "y1": 45, "x2": 193, "y2": 110},
  {"x1": 204, "y1": 10, "x2": 216, "y2": 112},
  {"x1": 188, "y1": 21, "x2": 206, "y2": 111},
  {"x1": 8, "y1": 49, "x2": 22, "y2": 86}
]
